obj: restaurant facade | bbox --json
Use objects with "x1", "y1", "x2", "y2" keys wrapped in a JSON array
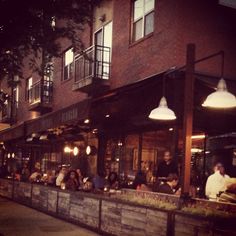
[{"x1": 0, "y1": 0, "x2": 236, "y2": 213}]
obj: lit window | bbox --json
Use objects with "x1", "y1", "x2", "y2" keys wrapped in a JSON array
[
  {"x1": 63, "y1": 48, "x2": 74, "y2": 81},
  {"x1": 133, "y1": 0, "x2": 155, "y2": 42},
  {"x1": 13, "y1": 86, "x2": 19, "y2": 108}
]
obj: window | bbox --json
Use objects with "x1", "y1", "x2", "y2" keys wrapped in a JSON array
[
  {"x1": 63, "y1": 48, "x2": 74, "y2": 81},
  {"x1": 133, "y1": 0, "x2": 155, "y2": 42},
  {"x1": 94, "y1": 22, "x2": 112, "y2": 80},
  {"x1": 13, "y1": 86, "x2": 19, "y2": 108},
  {"x1": 26, "y1": 77, "x2": 32, "y2": 101}
]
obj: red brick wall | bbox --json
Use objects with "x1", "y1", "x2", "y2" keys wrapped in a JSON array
[
  {"x1": 111, "y1": 0, "x2": 236, "y2": 89},
  {"x1": 2, "y1": 0, "x2": 236, "y2": 126}
]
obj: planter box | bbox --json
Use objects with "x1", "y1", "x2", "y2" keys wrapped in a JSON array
[
  {"x1": 174, "y1": 211, "x2": 236, "y2": 236},
  {"x1": 13, "y1": 182, "x2": 32, "y2": 205},
  {"x1": 101, "y1": 199, "x2": 169, "y2": 236},
  {"x1": 57, "y1": 190, "x2": 100, "y2": 229},
  {"x1": 0, "y1": 178, "x2": 13, "y2": 198}
]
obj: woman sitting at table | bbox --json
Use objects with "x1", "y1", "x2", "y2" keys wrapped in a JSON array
[
  {"x1": 133, "y1": 171, "x2": 151, "y2": 191},
  {"x1": 64, "y1": 170, "x2": 79, "y2": 191}
]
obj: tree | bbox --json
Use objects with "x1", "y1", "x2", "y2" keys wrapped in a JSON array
[{"x1": 0, "y1": 0, "x2": 101, "y2": 82}]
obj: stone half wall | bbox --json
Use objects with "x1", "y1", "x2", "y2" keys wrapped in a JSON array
[{"x1": 0, "y1": 178, "x2": 236, "y2": 236}]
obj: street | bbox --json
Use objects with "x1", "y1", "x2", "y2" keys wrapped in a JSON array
[{"x1": 0, "y1": 197, "x2": 100, "y2": 236}]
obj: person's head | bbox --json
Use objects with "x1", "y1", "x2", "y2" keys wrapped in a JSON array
[
  {"x1": 34, "y1": 162, "x2": 41, "y2": 171},
  {"x1": 163, "y1": 150, "x2": 172, "y2": 163},
  {"x1": 76, "y1": 168, "x2": 82, "y2": 177},
  {"x1": 213, "y1": 162, "x2": 226, "y2": 176},
  {"x1": 166, "y1": 173, "x2": 178, "y2": 188},
  {"x1": 108, "y1": 172, "x2": 118, "y2": 184},
  {"x1": 61, "y1": 167, "x2": 67, "y2": 174},
  {"x1": 69, "y1": 170, "x2": 78, "y2": 179},
  {"x1": 23, "y1": 163, "x2": 28, "y2": 169}
]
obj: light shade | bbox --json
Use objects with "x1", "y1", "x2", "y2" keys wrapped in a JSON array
[
  {"x1": 149, "y1": 96, "x2": 176, "y2": 120},
  {"x1": 73, "y1": 147, "x2": 79, "y2": 156},
  {"x1": 202, "y1": 78, "x2": 236, "y2": 108}
]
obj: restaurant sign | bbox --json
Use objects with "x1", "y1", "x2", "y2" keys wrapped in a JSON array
[
  {"x1": 0, "y1": 123, "x2": 25, "y2": 142},
  {"x1": 26, "y1": 99, "x2": 90, "y2": 136}
]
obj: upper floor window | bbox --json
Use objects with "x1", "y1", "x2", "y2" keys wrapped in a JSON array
[
  {"x1": 132, "y1": 0, "x2": 155, "y2": 42},
  {"x1": 63, "y1": 48, "x2": 74, "y2": 81},
  {"x1": 13, "y1": 86, "x2": 19, "y2": 108}
]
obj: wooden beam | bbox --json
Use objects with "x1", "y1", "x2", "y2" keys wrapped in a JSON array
[{"x1": 181, "y1": 44, "x2": 195, "y2": 195}]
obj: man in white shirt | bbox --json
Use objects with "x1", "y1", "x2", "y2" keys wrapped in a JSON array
[{"x1": 205, "y1": 163, "x2": 230, "y2": 200}]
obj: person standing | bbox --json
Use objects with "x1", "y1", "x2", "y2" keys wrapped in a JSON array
[
  {"x1": 205, "y1": 162, "x2": 230, "y2": 200},
  {"x1": 156, "y1": 150, "x2": 178, "y2": 179}
]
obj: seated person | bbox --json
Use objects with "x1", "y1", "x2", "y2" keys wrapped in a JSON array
[
  {"x1": 21, "y1": 163, "x2": 30, "y2": 182},
  {"x1": 205, "y1": 162, "x2": 230, "y2": 200},
  {"x1": 29, "y1": 170, "x2": 42, "y2": 183},
  {"x1": 156, "y1": 173, "x2": 179, "y2": 195},
  {"x1": 56, "y1": 166, "x2": 67, "y2": 187},
  {"x1": 93, "y1": 173, "x2": 105, "y2": 190},
  {"x1": 133, "y1": 171, "x2": 151, "y2": 191},
  {"x1": 76, "y1": 168, "x2": 84, "y2": 189},
  {"x1": 64, "y1": 170, "x2": 79, "y2": 191},
  {"x1": 108, "y1": 171, "x2": 119, "y2": 189}
]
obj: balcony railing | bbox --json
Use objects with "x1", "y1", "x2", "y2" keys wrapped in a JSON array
[
  {"x1": 0, "y1": 101, "x2": 17, "y2": 123},
  {"x1": 28, "y1": 80, "x2": 53, "y2": 106},
  {"x1": 73, "y1": 45, "x2": 111, "y2": 92},
  {"x1": 28, "y1": 80, "x2": 53, "y2": 112}
]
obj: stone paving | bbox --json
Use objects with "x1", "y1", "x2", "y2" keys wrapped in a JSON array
[{"x1": 0, "y1": 197, "x2": 100, "y2": 236}]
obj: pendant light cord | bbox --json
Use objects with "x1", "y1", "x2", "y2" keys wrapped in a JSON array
[
  {"x1": 221, "y1": 51, "x2": 224, "y2": 78},
  {"x1": 162, "y1": 75, "x2": 166, "y2": 97}
]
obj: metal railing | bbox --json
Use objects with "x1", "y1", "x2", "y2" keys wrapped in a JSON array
[
  {"x1": 74, "y1": 45, "x2": 111, "y2": 83},
  {"x1": 28, "y1": 80, "x2": 53, "y2": 105},
  {"x1": 0, "y1": 101, "x2": 17, "y2": 123}
]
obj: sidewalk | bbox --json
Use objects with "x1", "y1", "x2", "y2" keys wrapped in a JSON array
[{"x1": 0, "y1": 197, "x2": 101, "y2": 236}]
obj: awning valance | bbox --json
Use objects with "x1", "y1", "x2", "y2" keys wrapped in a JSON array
[
  {"x1": 25, "y1": 99, "x2": 90, "y2": 136},
  {"x1": 0, "y1": 123, "x2": 25, "y2": 142}
]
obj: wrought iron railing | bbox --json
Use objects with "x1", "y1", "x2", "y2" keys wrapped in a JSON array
[
  {"x1": 0, "y1": 101, "x2": 17, "y2": 123},
  {"x1": 28, "y1": 80, "x2": 53, "y2": 105},
  {"x1": 74, "y1": 45, "x2": 111, "y2": 83}
]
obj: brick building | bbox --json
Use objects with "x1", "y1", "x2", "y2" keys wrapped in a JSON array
[{"x1": 0, "y1": 0, "x2": 236, "y2": 189}]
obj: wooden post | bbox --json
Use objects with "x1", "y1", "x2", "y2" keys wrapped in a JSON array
[
  {"x1": 181, "y1": 44, "x2": 195, "y2": 196},
  {"x1": 137, "y1": 133, "x2": 143, "y2": 172}
]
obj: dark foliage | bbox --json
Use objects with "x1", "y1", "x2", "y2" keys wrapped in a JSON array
[{"x1": 0, "y1": 0, "x2": 101, "y2": 80}]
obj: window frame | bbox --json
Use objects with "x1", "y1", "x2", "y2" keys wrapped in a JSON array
[
  {"x1": 131, "y1": 0, "x2": 155, "y2": 42},
  {"x1": 62, "y1": 47, "x2": 74, "y2": 82}
]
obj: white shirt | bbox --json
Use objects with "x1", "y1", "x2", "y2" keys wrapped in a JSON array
[
  {"x1": 56, "y1": 172, "x2": 65, "y2": 186},
  {"x1": 205, "y1": 171, "x2": 230, "y2": 200}
]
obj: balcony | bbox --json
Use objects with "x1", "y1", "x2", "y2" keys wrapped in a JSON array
[
  {"x1": 28, "y1": 80, "x2": 53, "y2": 113},
  {"x1": 0, "y1": 101, "x2": 17, "y2": 124},
  {"x1": 72, "y1": 45, "x2": 111, "y2": 94}
]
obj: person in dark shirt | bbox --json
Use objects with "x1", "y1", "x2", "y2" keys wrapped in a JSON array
[
  {"x1": 157, "y1": 173, "x2": 179, "y2": 194},
  {"x1": 156, "y1": 150, "x2": 178, "y2": 178}
]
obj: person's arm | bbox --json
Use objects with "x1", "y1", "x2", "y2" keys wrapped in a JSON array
[{"x1": 205, "y1": 176, "x2": 213, "y2": 198}]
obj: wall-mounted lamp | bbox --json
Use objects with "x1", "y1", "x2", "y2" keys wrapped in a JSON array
[
  {"x1": 86, "y1": 145, "x2": 97, "y2": 156},
  {"x1": 202, "y1": 78, "x2": 236, "y2": 108},
  {"x1": 149, "y1": 50, "x2": 236, "y2": 121},
  {"x1": 202, "y1": 51, "x2": 236, "y2": 108},
  {"x1": 64, "y1": 145, "x2": 72, "y2": 153},
  {"x1": 73, "y1": 146, "x2": 79, "y2": 156}
]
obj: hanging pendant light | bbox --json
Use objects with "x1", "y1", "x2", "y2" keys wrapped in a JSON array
[
  {"x1": 149, "y1": 96, "x2": 176, "y2": 120},
  {"x1": 202, "y1": 78, "x2": 236, "y2": 108}
]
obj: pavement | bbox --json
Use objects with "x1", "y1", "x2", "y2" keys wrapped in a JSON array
[{"x1": 0, "y1": 197, "x2": 101, "y2": 236}]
